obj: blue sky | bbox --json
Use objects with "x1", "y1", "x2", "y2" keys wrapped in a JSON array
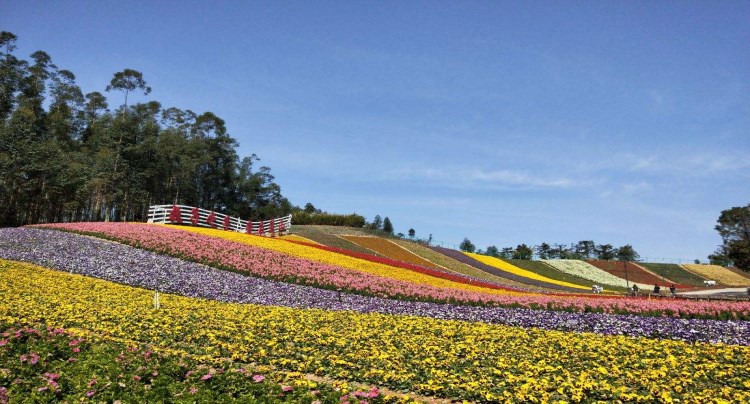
[{"x1": 2, "y1": 1, "x2": 748, "y2": 261}]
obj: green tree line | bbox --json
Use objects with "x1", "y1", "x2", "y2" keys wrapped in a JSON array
[
  {"x1": 0, "y1": 32, "x2": 291, "y2": 226},
  {"x1": 460, "y1": 237, "x2": 640, "y2": 262}
]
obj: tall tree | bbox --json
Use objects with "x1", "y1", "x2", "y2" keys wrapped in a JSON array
[
  {"x1": 0, "y1": 32, "x2": 292, "y2": 227},
  {"x1": 713, "y1": 203, "x2": 750, "y2": 271},
  {"x1": 304, "y1": 203, "x2": 318, "y2": 214},
  {"x1": 500, "y1": 247, "x2": 514, "y2": 259},
  {"x1": 382, "y1": 217, "x2": 394, "y2": 235},
  {"x1": 408, "y1": 228, "x2": 415, "y2": 239},
  {"x1": 616, "y1": 244, "x2": 640, "y2": 262},
  {"x1": 535, "y1": 242, "x2": 552, "y2": 259},
  {"x1": 371, "y1": 215, "x2": 383, "y2": 231},
  {"x1": 574, "y1": 240, "x2": 596, "y2": 259},
  {"x1": 105, "y1": 68, "x2": 151, "y2": 107},
  {"x1": 595, "y1": 244, "x2": 616, "y2": 260},
  {"x1": 459, "y1": 237, "x2": 476, "y2": 253},
  {"x1": 512, "y1": 244, "x2": 534, "y2": 260},
  {"x1": 485, "y1": 245, "x2": 500, "y2": 258}
]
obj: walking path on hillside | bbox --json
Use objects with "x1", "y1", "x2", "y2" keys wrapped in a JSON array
[{"x1": 679, "y1": 288, "x2": 749, "y2": 296}]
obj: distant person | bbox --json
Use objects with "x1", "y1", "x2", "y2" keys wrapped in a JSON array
[
  {"x1": 653, "y1": 284, "x2": 660, "y2": 295},
  {"x1": 631, "y1": 284, "x2": 639, "y2": 297},
  {"x1": 669, "y1": 284, "x2": 676, "y2": 297}
]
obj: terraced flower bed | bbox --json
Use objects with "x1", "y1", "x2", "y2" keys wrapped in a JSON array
[
  {"x1": 32, "y1": 223, "x2": 530, "y2": 305},
  {"x1": 433, "y1": 247, "x2": 584, "y2": 293},
  {"x1": 290, "y1": 226, "x2": 382, "y2": 256},
  {"x1": 586, "y1": 260, "x2": 681, "y2": 287},
  {"x1": 466, "y1": 253, "x2": 590, "y2": 291},
  {"x1": 681, "y1": 264, "x2": 750, "y2": 287},
  {"x1": 342, "y1": 236, "x2": 443, "y2": 270},
  {"x1": 3, "y1": 261, "x2": 750, "y2": 403},
  {"x1": 392, "y1": 240, "x2": 535, "y2": 290},
  {"x1": 503, "y1": 259, "x2": 623, "y2": 291},
  {"x1": 9, "y1": 227, "x2": 750, "y2": 319},
  {"x1": 542, "y1": 260, "x2": 652, "y2": 290},
  {"x1": 639, "y1": 262, "x2": 708, "y2": 287}
]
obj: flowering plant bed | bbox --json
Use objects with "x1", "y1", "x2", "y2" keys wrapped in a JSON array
[
  {"x1": 2, "y1": 262, "x2": 750, "y2": 403},
  {"x1": 586, "y1": 259, "x2": 683, "y2": 287},
  {"x1": 16, "y1": 226, "x2": 750, "y2": 319},
  {"x1": 681, "y1": 264, "x2": 750, "y2": 287},
  {"x1": 639, "y1": 262, "x2": 709, "y2": 287},
  {"x1": 542, "y1": 259, "x2": 652, "y2": 289}
]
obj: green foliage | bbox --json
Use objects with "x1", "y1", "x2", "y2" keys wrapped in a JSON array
[
  {"x1": 382, "y1": 217, "x2": 394, "y2": 235},
  {"x1": 0, "y1": 322, "x2": 374, "y2": 403},
  {"x1": 370, "y1": 215, "x2": 383, "y2": 231},
  {"x1": 535, "y1": 243, "x2": 551, "y2": 259},
  {"x1": 291, "y1": 211, "x2": 366, "y2": 227},
  {"x1": 459, "y1": 237, "x2": 475, "y2": 253},
  {"x1": 616, "y1": 245, "x2": 640, "y2": 262},
  {"x1": 408, "y1": 228, "x2": 415, "y2": 239},
  {"x1": 105, "y1": 68, "x2": 151, "y2": 107},
  {"x1": 484, "y1": 245, "x2": 500, "y2": 258},
  {"x1": 709, "y1": 248, "x2": 733, "y2": 267},
  {"x1": 595, "y1": 244, "x2": 615, "y2": 261},
  {"x1": 714, "y1": 203, "x2": 750, "y2": 271},
  {"x1": 0, "y1": 32, "x2": 291, "y2": 226},
  {"x1": 512, "y1": 244, "x2": 533, "y2": 260}
]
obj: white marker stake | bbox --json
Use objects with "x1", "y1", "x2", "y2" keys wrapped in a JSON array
[{"x1": 154, "y1": 290, "x2": 160, "y2": 309}]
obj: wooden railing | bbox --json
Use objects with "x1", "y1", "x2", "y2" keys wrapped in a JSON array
[{"x1": 147, "y1": 204, "x2": 291, "y2": 236}]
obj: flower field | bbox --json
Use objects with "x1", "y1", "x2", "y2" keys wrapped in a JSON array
[
  {"x1": 4, "y1": 229, "x2": 750, "y2": 340},
  {"x1": 33, "y1": 223, "x2": 537, "y2": 305},
  {"x1": 542, "y1": 260, "x2": 652, "y2": 290},
  {"x1": 392, "y1": 239, "x2": 539, "y2": 290},
  {"x1": 341, "y1": 236, "x2": 443, "y2": 270},
  {"x1": 504, "y1": 258, "x2": 612, "y2": 290},
  {"x1": 639, "y1": 262, "x2": 709, "y2": 287},
  {"x1": 681, "y1": 264, "x2": 750, "y2": 287},
  {"x1": 0, "y1": 322, "x2": 374, "y2": 403},
  {"x1": 2, "y1": 260, "x2": 750, "y2": 403},
  {"x1": 465, "y1": 253, "x2": 590, "y2": 291},
  {"x1": 431, "y1": 246, "x2": 585, "y2": 292},
  {"x1": 586, "y1": 260, "x2": 681, "y2": 288}
]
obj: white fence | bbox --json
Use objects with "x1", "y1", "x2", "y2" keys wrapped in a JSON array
[{"x1": 147, "y1": 204, "x2": 291, "y2": 236}]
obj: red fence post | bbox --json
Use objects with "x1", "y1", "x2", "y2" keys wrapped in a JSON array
[
  {"x1": 190, "y1": 207, "x2": 200, "y2": 226},
  {"x1": 169, "y1": 205, "x2": 182, "y2": 224}
]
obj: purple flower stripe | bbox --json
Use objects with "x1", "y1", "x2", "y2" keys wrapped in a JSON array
[{"x1": 1, "y1": 228, "x2": 749, "y2": 345}]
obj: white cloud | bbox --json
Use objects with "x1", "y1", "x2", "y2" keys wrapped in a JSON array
[{"x1": 382, "y1": 166, "x2": 578, "y2": 189}]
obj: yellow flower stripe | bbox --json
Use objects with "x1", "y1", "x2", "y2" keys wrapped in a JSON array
[
  {"x1": 2, "y1": 259, "x2": 749, "y2": 403},
  {"x1": 162, "y1": 224, "x2": 525, "y2": 296},
  {"x1": 391, "y1": 239, "x2": 551, "y2": 291},
  {"x1": 681, "y1": 264, "x2": 750, "y2": 287},
  {"x1": 465, "y1": 253, "x2": 591, "y2": 290}
]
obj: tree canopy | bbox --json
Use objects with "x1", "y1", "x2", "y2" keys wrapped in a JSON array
[
  {"x1": 0, "y1": 32, "x2": 291, "y2": 226},
  {"x1": 459, "y1": 237, "x2": 476, "y2": 253},
  {"x1": 712, "y1": 203, "x2": 750, "y2": 271}
]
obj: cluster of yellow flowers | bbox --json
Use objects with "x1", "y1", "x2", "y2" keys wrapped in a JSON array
[
  {"x1": 682, "y1": 264, "x2": 750, "y2": 287},
  {"x1": 164, "y1": 225, "x2": 525, "y2": 297},
  {"x1": 2, "y1": 259, "x2": 748, "y2": 403}
]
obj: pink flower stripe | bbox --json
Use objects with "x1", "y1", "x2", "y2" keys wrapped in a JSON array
[
  {"x1": 35, "y1": 222, "x2": 750, "y2": 319},
  {"x1": 37, "y1": 222, "x2": 523, "y2": 304}
]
